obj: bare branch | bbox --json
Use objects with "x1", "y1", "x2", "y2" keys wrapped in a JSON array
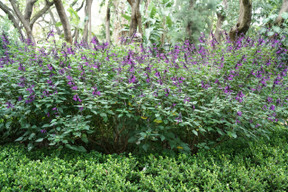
[
  {"x1": 70, "y1": 0, "x2": 78, "y2": 7},
  {"x1": 76, "y1": 0, "x2": 85, "y2": 12}
]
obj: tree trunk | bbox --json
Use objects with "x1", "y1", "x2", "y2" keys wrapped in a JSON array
[
  {"x1": 53, "y1": 0, "x2": 73, "y2": 44},
  {"x1": 105, "y1": 1, "x2": 111, "y2": 45},
  {"x1": 186, "y1": 0, "x2": 194, "y2": 42},
  {"x1": 229, "y1": 0, "x2": 252, "y2": 42},
  {"x1": 4, "y1": 0, "x2": 53, "y2": 44},
  {"x1": 128, "y1": 0, "x2": 142, "y2": 37},
  {"x1": 83, "y1": 0, "x2": 93, "y2": 43},
  {"x1": 276, "y1": 0, "x2": 288, "y2": 25},
  {"x1": 136, "y1": 1, "x2": 142, "y2": 35},
  {"x1": 215, "y1": 0, "x2": 228, "y2": 42}
]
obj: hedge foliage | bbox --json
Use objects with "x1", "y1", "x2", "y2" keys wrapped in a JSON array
[{"x1": 1, "y1": 126, "x2": 288, "y2": 191}]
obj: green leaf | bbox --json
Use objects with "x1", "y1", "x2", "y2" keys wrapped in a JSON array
[
  {"x1": 65, "y1": 144, "x2": 87, "y2": 152},
  {"x1": 192, "y1": 130, "x2": 198, "y2": 136},
  {"x1": 29, "y1": 133, "x2": 36, "y2": 140},
  {"x1": 227, "y1": 131, "x2": 237, "y2": 138},
  {"x1": 35, "y1": 138, "x2": 44, "y2": 142},
  {"x1": 5, "y1": 121, "x2": 11, "y2": 129},
  {"x1": 281, "y1": 12, "x2": 288, "y2": 20},
  {"x1": 55, "y1": 22, "x2": 62, "y2": 27},
  {"x1": 15, "y1": 137, "x2": 23, "y2": 142},
  {"x1": 267, "y1": 31, "x2": 275, "y2": 37},
  {"x1": 142, "y1": 143, "x2": 150, "y2": 151},
  {"x1": 121, "y1": 14, "x2": 131, "y2": 21},
  {"x1": 81, "y1": 134, "x2": 89, "y2": 144},
  {"x1": 272, "y1": 26, "x2": 281, "y2": 33},
  {"x1": 28, "y1": 143, "x2": 34, "y2": 151}
]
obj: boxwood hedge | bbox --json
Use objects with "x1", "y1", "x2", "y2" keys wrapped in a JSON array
[{"x1": 1, "y1": 126, "x2": 287, "y2": 191}]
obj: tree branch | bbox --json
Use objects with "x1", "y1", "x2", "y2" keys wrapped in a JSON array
[
  {"x1": 0, "y1": 1, "x2": 24, "y2": 39},
  {"x1": 30, "y1": 0, "x2": 54, "y2": 29},
  {"x1": 9, "y1": 0, "x2": 35, "y2": 43},
  {"x1": 127, "y1": 0, "x2": 134, "y2": 6},
  {"x1": 24, "y1": 0, "x2": 38, "y2": 22},
  {"x1": 75, "y1": 0, "x2": 85, "y2": 12},
  {"x1": 70, "y1": 0, "x2": 78, "y2": 7},
  {"x1": 9, "y1": 0, "x2": 26, "y2": 25}
]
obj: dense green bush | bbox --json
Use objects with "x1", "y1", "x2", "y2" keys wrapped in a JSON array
[
  {"x1": 0, "y1": 32, "x2": 287, "y2": 153},
  {"x1": 1, "y1": 126, "x2": 288, "y2": 191}
]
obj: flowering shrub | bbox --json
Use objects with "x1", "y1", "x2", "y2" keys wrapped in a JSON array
[{"x1": 0, "y1": 32, "x2": 287, "y2": 153}]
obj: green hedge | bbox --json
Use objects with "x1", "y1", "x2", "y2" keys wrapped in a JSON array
[{"x1": 1, "y1": 126, "x2": 288, "y2": 191}]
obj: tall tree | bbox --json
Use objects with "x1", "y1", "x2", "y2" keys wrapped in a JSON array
[
  {"x1": 127, "y1": 0, "x2": 142, "y2": 37},
  {"x1": 112, "y1": 0, "x2": 129, "y2": 44},
  {"x1": 0, "y1": 0, "x2": 54, "y2": 44},
  {"x1": 105, "y1": 0, "x2": 112, "y2": 45},
  {"x1": 229, "y1": 0, "x2": 252, "y2": 42},
  {"x1": 83, "y1": 0, "x2": 93, "y2": 43},
  {"x1": 186, "y1": 0, "x2": 194, "y2": 42},
  {"x1": 215, "y1": 0, "x2": 228, "y2": 42},
  {"x1": 276, "y1": 0, "x2": 288, "y2": 25},
  {"x1": 53, "y1": 0, "x2": 72, "y2": 44}
]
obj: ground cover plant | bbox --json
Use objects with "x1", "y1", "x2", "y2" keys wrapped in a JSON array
[
  {"x1": 0, "y1": 126, "x2": 288, "y2": 191},
  {"x1": 0, "y1": 32, "x2": 287, "y2": 153}
]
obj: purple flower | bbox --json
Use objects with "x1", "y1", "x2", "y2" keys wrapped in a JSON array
[
  {"x1": 73, "y1": 94, "x2": 82, "y2": 102},
  {"x1": 155, "y1": 72, "x2": 160, "y2": 77},
  {"x1": 237, "y1": 111, "x2": 242, "y2": 116},
  {"x1": 267, "y1": 97, "x2": 273, "y2": 103},
  {"x1": 40, "y1": 129, "x2": 47, "y2": 133},
  {"x1": 184, "y1": 97, "x2": 190, "y2": 103},
  {"x1": 72, "y1": 86, "x2": 78, "y2": 90},
  {"x1": 270, "y1": 105, "x2": 276, "y2": 111},
  {"x1": 228, "y1": 75, "x2": 234, "y2": 80},
  {"x1": 92, "y1": 88, "x2": 101, "y2": 96},
  {"x1": 236, "y1": 91, "x2": 244, "y2": 103},
  {"x1": 47, "y1": 64, "x2": 54, "y2": 71},
  {"x1": 129, "y1": 75, "x2": 136, "y2": 83},
  {"x1": 18, "y1": 63, "x2": 26, "y2": 71},
  {"x1": 6, "y1": 102, "x2": 14, "y2": 109},
  {"x1": 235, "y1": 119, "x2": 241, "y2": 124}
]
